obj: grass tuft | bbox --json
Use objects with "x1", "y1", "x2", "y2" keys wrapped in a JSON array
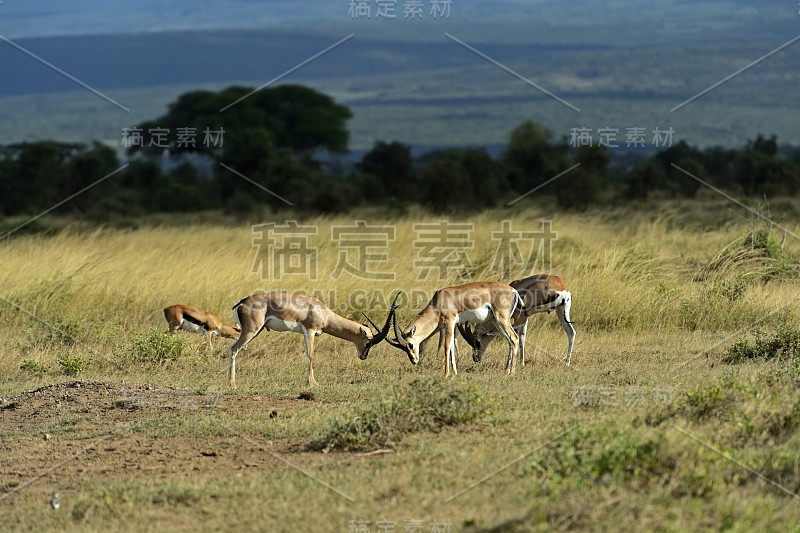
[
  {"x1": 724, "y1": 323, "x2": 800, "y2": 363},
  {"x1": 311, "y1": 377, "x2": 492, "y2": 452},
  {"x1": 126, "y1": 331, "x2": 191, "y2": 364}
]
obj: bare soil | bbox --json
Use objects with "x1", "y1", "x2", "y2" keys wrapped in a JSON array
[{"x1": 0, "y1": 380, "x2": 332, "y2": 508}]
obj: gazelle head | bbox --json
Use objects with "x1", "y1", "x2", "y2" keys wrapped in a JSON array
[
  {"x1": 458, "y1": 322, "x2": 491, "y2": 363},
  {"x1": 219, "y1": 323, "x2": 242, "y2": 340},
  {"x1": 358, "y1": 292, "x2": 401, "y2": 360},
  {"x1": 386, "y1": 294, "x2": 422, "y2": 365}
]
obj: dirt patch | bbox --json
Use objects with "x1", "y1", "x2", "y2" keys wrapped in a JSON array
[{"x1": 0, "y1": 380, "x2": 339, "y2": 508}]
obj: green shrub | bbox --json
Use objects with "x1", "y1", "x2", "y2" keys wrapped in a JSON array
[
  {"x1": 19, "y1": 359, "x2": 47, "y2": 374},
  {"x1": 531, "y1": 425, "x2": 669, "y2": 484},
  {"x1": 127, "y1": 331, "x2": 190, "y2": 364},
  {"x1": 311, "y1": 377, "x2": 492, "y2": 452},
  {"x1": 724, "y1": 323, "x2": 800, "y2": 363},
  {"x1": 41, "y1": 315, "x2": 84, "y2": 347},
  {"x1": 58, "y1": 353, "x2": 86, "y2": 376},
  {"x1": 681, "y1": 374, "x2": 751, "y2": 421}
]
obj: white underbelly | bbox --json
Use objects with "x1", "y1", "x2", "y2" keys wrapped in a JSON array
[
  {"x1": 179, "y1": 320, "x2": 207, "y2": 335},
  {"x1": 458, "y1": 305, "x2": 492, "y2": 324},
  {"x1": 264, "y1": 316, "x2": 304, "y2": 333}
]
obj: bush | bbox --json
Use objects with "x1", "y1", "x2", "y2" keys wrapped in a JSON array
[
  {"x1": 724, "y1": 323, "x2": 800, "y2": 363},
  {"x1": 41, "y1": 315, "x2": 84, "y2": 347},
  {"x1": 311, "y1": 377, "x2": 492, "y2": 452},
  {"x1": 531, "y1": 425, "x2": 670, "y2": 485},
  {"x1": 127, "y1": 331, "x2": 190, "y2": 364},
  {"x1": 58, "y1": 353, "x2": 86, "y2": 376},
  {"x1": 19, "y1": 360, "x2": 47, "y2": 374}
]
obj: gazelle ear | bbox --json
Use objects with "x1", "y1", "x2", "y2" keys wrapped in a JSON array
[{"x1": 410, "y1": 325, "x2": 416, "y2": 337}]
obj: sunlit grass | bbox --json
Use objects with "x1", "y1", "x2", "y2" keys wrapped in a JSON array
[{"x1": 2, "y1": 202, "x2": 800, "y2": 531}]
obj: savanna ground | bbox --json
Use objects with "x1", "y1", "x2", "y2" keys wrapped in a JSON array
[{"x1": 2, "y1": 199, "x2": 800, "y2": 532}]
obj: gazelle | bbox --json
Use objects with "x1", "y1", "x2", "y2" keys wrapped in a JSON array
[
  {"x1": 458, "y1": 274, "x2": 575, "y2": 366},
  {"x1": 227, "y1": 292, "x2": 397, "y2": 388},
  {"x1": 163, "y1": 304, "x2": 241, "y2": 348},
  {"x1": 387, "y1": 282, "x2": 522, "y2": 377}
]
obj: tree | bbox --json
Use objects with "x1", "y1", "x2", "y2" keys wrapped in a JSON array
[
  {"x1": 556, "y1": 145, "x2": 608, "y2": 209},
  {"x1": 356, "y1": 141, "x2": 416, "y2": 202},
  {"x1": 624, "y1": 159, "x2": 666, "y2": 201},
  {"x1": 733, "y1": 135, "x2": 800, "y2": 196},
  {"x1": 420, "y1": 157, "x2": 473, "y2": 213},
  {"x1": 503, "y1": 121, "x2": 568, "y2": 195},
  {"x1": 439, "y1": 148, "x2": 506, "y2": 208},
  {"x1": 128, "y1": 84, "x2": 352, "y2": 164}
]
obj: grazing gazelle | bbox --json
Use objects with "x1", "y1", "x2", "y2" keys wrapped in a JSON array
[
  {"x1": 163, "y1": 304, "x2": 241, "y2": 348},
  {"x1": 387, "y1": 282, "x2": 522, "y2": 377},
  {"x1": 227, "y1": 292, "x2": 398, "y2": 388},
  {"x1": 458, "y1": 274, "x2": 575, "y2": 366}
]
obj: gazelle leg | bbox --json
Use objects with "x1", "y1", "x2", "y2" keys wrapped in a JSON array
[
  {"x1": 228, "y1": 323, "x2": 263, "y2": 388},
  {"x1": 493, "y1": 316, "x2": 519, "y2": 374},
  {"x1": 303, "y1": 327, "x2": 319, "y2": 386},
  {"x1": 449, "y1": 324, "x2": 458, "y2": 376},
  {"x1": 517, "y1": 320, "x2": 529, "y2": 367},
  {"x1": 557, "y1": 297, "x2": 575, "y2": 366},
  {"x1": 443, "y1": 322, "x2": 456, "y2": 378}
]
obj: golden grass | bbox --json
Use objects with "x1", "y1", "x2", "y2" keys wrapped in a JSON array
[{"x1": 2, "y1": 202, "x2": 800, "y2": 531}]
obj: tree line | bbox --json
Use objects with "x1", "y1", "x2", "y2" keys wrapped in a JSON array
[{"x1": 1, "y1": 84, "x2": 799, "y2": 220}]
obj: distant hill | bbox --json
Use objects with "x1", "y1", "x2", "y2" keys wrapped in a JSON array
[{"x1": 0, "y1": 1, "x2": 796, "y2": 151}]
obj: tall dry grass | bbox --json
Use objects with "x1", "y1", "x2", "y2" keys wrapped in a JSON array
[{"x1": 3, "y1": 203, "x2": 800, "y2": 531}]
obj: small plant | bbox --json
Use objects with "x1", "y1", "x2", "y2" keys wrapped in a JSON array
[
  {"x1": 58, "y1": 353, "x2": 86, "y2": 376},
  {"x1": 127, "y1": 331, "x2": 190, "y2": 364},
  {"x1": 718, "y1": 274, "x2": 751, "y2": 301},
  {"x1": 681, "y1": 375, "x2": 750, "y2": 421},
  {"x1": 19, "y1": 360, "x2": 48, "y2": 374},
  {"x1": 724, "y1": 323, "x2": 800, "y2": 363},
  {"x1": 311, "y1": 377, "x2": 492, "y2": 452},
  {"x1": 41, "y1": 315, "x2": 84, "y2": 347},
  {"x1": 20, "y1": 359, "x2": 47, "y2": 373},
  {"x1": 531, "y1": 425, "x2": 670, "y2": 485}
]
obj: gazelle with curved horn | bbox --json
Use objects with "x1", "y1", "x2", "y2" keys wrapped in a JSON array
[
  {"x1": 458, "y1": 274, "x2": 574, "y2": 366},
  {"x1": 228, "y1": 292, "x2": 398, "y2": 387},
  {"x1": 387, "y1": 282, "x2": 522, "y2": 377}
]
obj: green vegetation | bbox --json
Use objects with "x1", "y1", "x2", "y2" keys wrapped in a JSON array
[
  {"x1": 311, "y1": 377, "x2": 491, "y2": 452},
  {"x1": 126, "y1": 331, "x2": 192, "y2": 365},
  {"x1": 725, "y1": 323, "x2": 800, "y2": 364},
  {"x1": 58, "y1": 353, "x2": 86, "y2": 376},
  {"x1": 1, "y1": 208, "x2": 799, "y2": 530},
  {"x1": 19, "y1": 359, "x2": 47, "y2": 374},
  {"x1": 3, "y1": 84, "x2": 800, "y2": 222}
]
